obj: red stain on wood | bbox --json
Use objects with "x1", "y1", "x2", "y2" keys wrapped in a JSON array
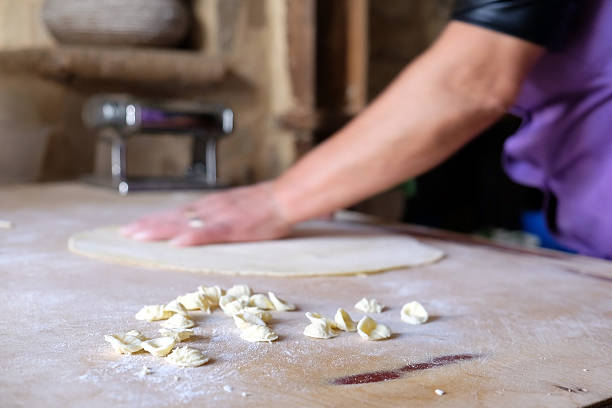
[{"x1": 331, "y1": 354, "x2": 478, "y2": 385}]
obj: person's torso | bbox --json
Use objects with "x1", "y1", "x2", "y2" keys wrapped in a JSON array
[{"x1": 504, "y1": 0, "x2": 612, "y2": 257}]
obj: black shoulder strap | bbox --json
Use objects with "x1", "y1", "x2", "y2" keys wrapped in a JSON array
[{"x1": 452, "y1": 0, "x2": 580, "y2": 51}]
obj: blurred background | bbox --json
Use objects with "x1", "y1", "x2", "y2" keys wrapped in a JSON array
[{"x1": 0, "y1": 0, "x2": 556, "y2": 249}]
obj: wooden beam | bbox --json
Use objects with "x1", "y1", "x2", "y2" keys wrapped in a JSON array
[
  {"x1": 280, "y1": 0, "x2": 368, "y2": 138},
  {"x1": 285, "y1": 0, "x2": 316, "y2": 116},
  {"x1": 0, "y1": 46, "x2": 227, "y2": 88},
  {"x1": 345, "y1": 0, "x2": 368, "y2": 114}
]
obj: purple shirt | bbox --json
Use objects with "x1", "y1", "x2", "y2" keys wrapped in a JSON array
[{"x1": 504, "y1": 0, "x2": 612, "y2": 258}]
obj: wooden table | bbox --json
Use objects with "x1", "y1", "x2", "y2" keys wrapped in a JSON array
[{"x1": 1, "y1": 183, "x2": 611, "y2": 408}]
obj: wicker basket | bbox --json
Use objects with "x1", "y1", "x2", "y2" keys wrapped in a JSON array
[{"x1": 42, "y1": 0, "x2": 191, "y2": 47}]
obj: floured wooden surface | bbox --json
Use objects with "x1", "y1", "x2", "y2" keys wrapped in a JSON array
[
  {"x1": 68, "y1": 223, "x2": 444, "y2": 277},
  {"x1": 1, "y1": 183, "x2": 612, "y2": 408}
]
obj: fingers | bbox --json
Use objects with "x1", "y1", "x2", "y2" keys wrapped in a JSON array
[
  {"x1": 121, "y1": 210, "x2": 189, "y2": 241},
  {"x1": 119, "y1": 220, "x2": 148, "y2": 236},
  {"x1": 122, "y1": 192, "x2": 236, "y2": 243},
  {"x1": 131, "y1": 223, "x2": 186, "y2": 241},
  {"x1": 119, "y1": 183, "x2": 291, "y2": 246},
  {"x1": 121, "y1": 207, "x2": 227, "y2": 244},
  {"x1": 170, "y1": 223, "x2": 230, "y2": 247}
]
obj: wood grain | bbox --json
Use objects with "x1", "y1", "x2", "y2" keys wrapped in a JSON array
[{"x1": 1, "y1": 183, "x2": 611, "y2": 407}]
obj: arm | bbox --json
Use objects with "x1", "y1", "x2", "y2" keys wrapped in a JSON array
[
  {"x1": 121, "y1": 22, "x2": 543, "y2": 245},
  {"x1": 275, "y1": 21, "x2": 543, "y2": 224}
]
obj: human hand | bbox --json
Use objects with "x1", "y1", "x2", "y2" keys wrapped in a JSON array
[{"x1": 120, "y1": 182, "x2": 292, "y2": 246}]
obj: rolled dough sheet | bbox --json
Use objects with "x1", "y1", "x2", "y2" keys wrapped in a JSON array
[{"x1": 67, "y1": 221, "x2": 444, "y2": 277}]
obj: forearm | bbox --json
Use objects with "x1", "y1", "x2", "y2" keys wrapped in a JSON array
[
  {"x1": 274, "y1": 62, "x2": 502, "y2": 223},
  {"x1": 273, "y1": 22, "x2": 542, "y2": 224}
]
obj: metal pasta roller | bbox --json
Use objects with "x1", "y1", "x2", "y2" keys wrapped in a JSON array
[{"x1": 82, "y1": 94, "x2": 234, "y2": 195}]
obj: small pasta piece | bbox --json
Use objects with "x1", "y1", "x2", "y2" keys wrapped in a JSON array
[
  {"x1": 240, "y1": 324, "x2": 278, "y2": 343},
  {"x1": 176, "y1": 292, "x2": 212, "y2": 313},
  {"x1": 220, "y1": 295, "x2": 250, "y2": 316},
  {"x1": 357, "y1": 316, "x2": 391, "y2": 341},
  {"x1": 160, "y1": 314, "x2": 195, "y2": 330},
  {"x1": 158, "y1": 328, "x2": 194, "y2": 342},
  {"x1": 303, "y1": 312, "x2": 338, "y2": 339},
  {"x1": 197, "y1": 285, "x2": 223, "y2": 306},
  {"x1": 303, "y1": 321, "x2": 338, "y2": 339},
  {"x1": 354, "y1": 298, "x2": 384, "y2": 313},
  {"x1": 268, "y1": 292, "x2": 296, "y2": 312},
  {"x1": 164, "y1": 299, "x2": 189, "y2": 316},
  {"x1": 334, "y1": 308, "x2": 357, "y2": 332},
  {"x1": 400, "y1": 301, "x2": 429, "y2": 325},
  {"x1": 226, "y1": 284, "x2": 251, "y2": 298},
  {"x1": 218, "y1": 294, "x2": 235, "y2": 309},
  {"x1": 233, "y1": 312, "x2": 267, "y2": 330},
  {"x1": 243, "y1": 307, "x2": 272, "y2": 323},
  {"x1": 249, "y1": 294, "x2": 275, "y2": 310},
  {"x1": 104, "y1": 332, "x2": 145, "y2": 354},
  {"x1": 305, "y1": 312, "x2": 337, "y2": 329},
  {"x1": 166, "y1": 346, "x2": 210, "y2": 367},
  {"x1": 135, "y1": 305, "x2": 173, "y2": 322},
  {"x1": 141, "y1": 337, "x2": 176, "y2": 357},
  {"x1": 125, "y1": 330, "x2": 147, "y2": 341}
]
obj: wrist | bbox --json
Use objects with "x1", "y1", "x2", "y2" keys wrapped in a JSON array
[{"x1": 270, "y1": 177, "x2": 300, "y2": 225}]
